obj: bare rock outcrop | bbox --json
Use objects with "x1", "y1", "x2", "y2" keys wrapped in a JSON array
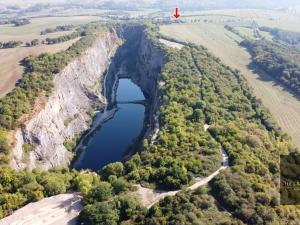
[
  {"x1": 11, "y1": 30, "x2": 120, "y2": 169},
  {"x1": 10, "y1": 26, "x2": 165, "y2": 170}
]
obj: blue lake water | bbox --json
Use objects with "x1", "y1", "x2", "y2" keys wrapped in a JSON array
[{"x1": 75, "y1": 79, "x2": 145, "y2": 171}]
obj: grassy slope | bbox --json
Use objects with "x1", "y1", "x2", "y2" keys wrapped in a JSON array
[{"x1": 160, "y1": 22, "x2": 300, "y2": 149}]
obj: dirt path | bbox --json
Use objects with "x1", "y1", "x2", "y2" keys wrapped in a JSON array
[
  {"x1": 1, "y1": 39, "x2": 229, "y2": 223},
  {"x1": 159, "y1": 38, "x2": 184, "y2": 49},
  {"x1": 0, "y1": 193, "x2": 82, "y2": 225},
  {"x1": 134, "y1": 124, "x2": 229, "y2": 208},
  {"x1": 134, "y1": 43, "x2": 230, "y2": 208}
]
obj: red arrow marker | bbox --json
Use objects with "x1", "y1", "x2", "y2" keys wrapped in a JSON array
[{"x1": 174, "y1": 7, "x2": 180, "y2": 19}]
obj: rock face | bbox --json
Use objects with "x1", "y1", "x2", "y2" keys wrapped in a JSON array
[
  {"x1": 11, "y1": 26, "x2": 165, "y2": 170},
  {"x1": 133, "y1": 30, "x2": 164, "y2": 140},
  {"x1": 11, "y1": 30, "x2": 120, "y2": 169}
]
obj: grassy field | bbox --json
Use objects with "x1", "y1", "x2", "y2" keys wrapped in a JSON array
[
  {"x1": 160, "y1": 17, "x2": 300, "y2": 148},
  {"x1": 0, "y1": 16, "x2": 98, "y2": 36},
  {"x1": 179, "y1": 8, "x2": 300, "y2": 32},
  {"x1": 234, "y1": 26, "x2": 271, "y2": 40},
  {"x1": 0, "y1": 16, "x2": 99, "y2": 97},
  {"x1": 0, "y1": 38, "x2": 80, "y2": 97}
]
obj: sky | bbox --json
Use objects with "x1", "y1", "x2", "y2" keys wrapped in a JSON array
[{"x1": 0, "y1": 0, "x2": 299, "y2": 9}]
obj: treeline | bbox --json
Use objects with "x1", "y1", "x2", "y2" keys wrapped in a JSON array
[
  {"x1": 224, "y1": 25, "x2": 246, "y2": 39},
  {"x1": 0, "y1": 167, "x2": 77, "y2": 218},
  {"x1": 12, "y1": 18, "x2": 30, "y2": 27},
  {"x1": 0, "y1": 167, "x2": 137, "y2": 220},
  {"x1": 137, "y1": 187, "x2": 244, "y2": 225},
  {"x1": 241, "y1": 39, "x2": 300, "y2": 95},
  {"x1": 40, "y1": 25, "x2": 75, "y2": 35},
  {"x1": 44, "y1": 31, "x2": 82, "y2": 45},
  {"x1": 260, "y1": 26, "x2": 300, "y2": 45},
  {"x1": 0, "y1": 18, "x2": 30, "y2": 26},
  {"x1": 0, "y1": 41, "x2": 22, "y2": 49},
  {"x1": 190, "y1": 45, "x2": 300, "y2": 224},
  {"x1": 25, "y1": 39, "x2": 39, "y2": 47},
  {"x1": 79, "y1": 163, "x2": 145, "y2": 225}
]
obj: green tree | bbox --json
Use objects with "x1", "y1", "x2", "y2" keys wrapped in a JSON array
[
  {"x1": 79, "y1": 201, "x2": 119, "y2": 225},
  {"x1": 84, "y1": 182, "x2": 112, "y2": 204},
  {"x1": 112, "y1": 178, "x2": 129, "y2": 194},
  {"x1": 100, "y1": 162, "x2": 124, "y2": 180},
  {"x1": 43, "y1": 176, "x2": 67, "y2": 196}
]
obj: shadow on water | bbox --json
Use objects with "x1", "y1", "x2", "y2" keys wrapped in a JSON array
[
  {"x1": 74, "y1": 79, "x2": 146, "y2": 171},
  {"x1": 72, "y1": 26, "x2": 153, "y2": 171}
]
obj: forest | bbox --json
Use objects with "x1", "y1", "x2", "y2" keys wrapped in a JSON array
[
  {"x1": 78, "y1": 26, "x2": 300, "y2": 224},
  {"x1": 0, "y1": 23, "x2": 300, "y2": 224},
  {"x1": 117, "y1": 46, "x2": 222, "y2": 190},
  {"x1": 241, "y1": 39, "x2": 300, "y2": 95}
]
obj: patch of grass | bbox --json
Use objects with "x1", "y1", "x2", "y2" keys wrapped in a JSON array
[
  {"x1": 22, "y1": 143, "x2": 37, "y2": 153},
  {"x1": 63, "y1": 134, "x2": 81, "y2": 151},
  {"x1": 64, "y1": 114, "x2": 79, "y2": 127}
]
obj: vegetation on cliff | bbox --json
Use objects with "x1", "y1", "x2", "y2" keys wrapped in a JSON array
[
  {"x1": 44, "y1": 31, "x2": 82, "y2": 45},
  {"x1": 1, "y1": 23, "x2": 300, "y2": 225},
  {"x1": 0, "y1": 167, "x2": 77, "y2": 218},
  {"x1": 80, "y1": 25, "x2": 300, "y2": 224},
  {"x1": 40, "y1": 25, "x2": 75, "y2": 35},
  {"x1": 0, "y1": 22, "x2": 114, "y2": 165}
]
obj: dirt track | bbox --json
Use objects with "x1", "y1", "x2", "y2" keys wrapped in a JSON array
[
  {"x1": 134, "y1": 124, "x2": 229, "y2": 208},
  {"x1": 0, "y1": 193, "x2": 82, "y2": 225}
]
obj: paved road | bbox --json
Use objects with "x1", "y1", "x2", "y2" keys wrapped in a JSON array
[{"x1": 0, "y1": 193, "x2": 82, "y2": 225}]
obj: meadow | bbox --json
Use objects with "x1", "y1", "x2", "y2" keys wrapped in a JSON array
[{"x1": 160, "y1": 9, "x2": 300, "y2": 148}]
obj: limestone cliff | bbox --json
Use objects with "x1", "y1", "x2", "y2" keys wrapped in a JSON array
[
  {"x1": 11, "y1": 30, "x2": 120, "y2": 169},
  {"x1": 11, "y1": 26, "x2": 165, "y2": 170},
  {"x1": 133, "y1": 29, "x2": 164, "y2": 141}
]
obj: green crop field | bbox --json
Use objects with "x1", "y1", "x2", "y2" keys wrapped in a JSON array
[{"x1": 160, "y1": 9, "x2": 300, "y2": 148}]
